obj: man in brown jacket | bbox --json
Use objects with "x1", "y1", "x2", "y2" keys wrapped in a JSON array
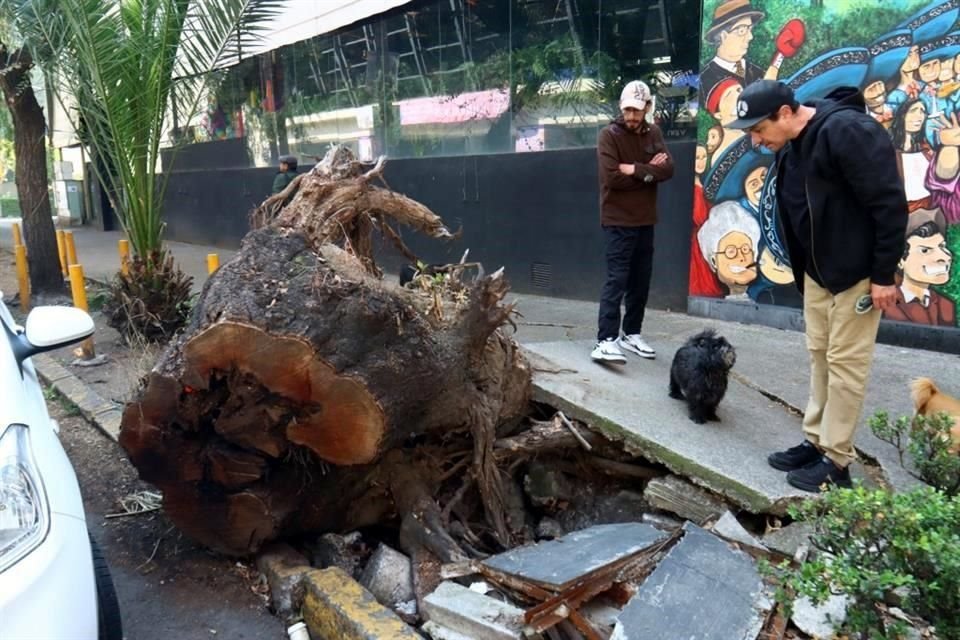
[{"x1": 592, "y1": 80, "x2": 674, "y2": 364}]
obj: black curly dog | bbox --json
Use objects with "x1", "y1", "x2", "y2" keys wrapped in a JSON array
[{"x1": 669, "y1": 329, "x2": 737, "y2": 424}]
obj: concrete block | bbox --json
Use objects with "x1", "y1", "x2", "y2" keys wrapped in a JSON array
[
  {"x1": 762, "y1": 522, "x2": 813, "y2": 559},
  {"x1": 422, "y1": 581, "x2": 524, "y2": 640},
  {"x1": 710, "y1": 511, "x2": 766, "y2": 551},
  {"x1": 422, "y1": 621, "x2": 473, "y2": 640},
  {"x1": 791, "y1": 594, "x2": 851, "y2": 639},
  {"x1": 358, "y1": 543, "x2": 414, "y2": 608},
  {"x1": 256, "y1": 543, "x2": 311, "y2": 622},
  {"x1": 612, "y1": 523, "x2": 770, "y2": 640},
  {"x1": 303, "y1": 567, "x2": 420, "y2": 640}
]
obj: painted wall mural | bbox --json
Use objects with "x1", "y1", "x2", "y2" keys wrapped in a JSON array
[{"x1": 694, "y1": 0, "x2": 960, "y2": 329}]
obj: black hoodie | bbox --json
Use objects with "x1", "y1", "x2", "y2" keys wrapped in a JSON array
[{"x1": 774, "y1": 87, "x2": 907, "y2": 294}]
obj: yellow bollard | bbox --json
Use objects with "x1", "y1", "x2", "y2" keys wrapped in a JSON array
[
  {"x1": 64, "y1": 231, "x2": 78, "y2": 267},
  {"x1": 15, "y1": 244, "x2": 29, "y2": 312},
  {"x1": 118, "y1": 239, "x2": 130, "y2": 276},
  {"x1": 68, "y1": 264, "x2": 95, "y2": 359},
  {"x1": 11, "y1": 222, "x2": 22, "y2": 247},
  {"x1": 207, "y1": 253, "x2": 220, "y2": 274},
  {"x1": 56, "y1": 230, "x2": 67, "y2": 277}
]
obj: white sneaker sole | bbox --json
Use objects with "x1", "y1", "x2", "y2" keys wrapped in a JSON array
[
  {"x1": 619, "y1": 341, "x2": 655, "y2": 359},
  {"x1": 591, "y1": 352, "x2": 627, "y2": 365}
]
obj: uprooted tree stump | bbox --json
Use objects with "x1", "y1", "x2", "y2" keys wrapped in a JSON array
[{"x1": 119, "y1": 146, "x2": 533, "y2": 557}]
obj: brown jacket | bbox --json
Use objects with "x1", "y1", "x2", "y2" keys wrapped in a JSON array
[{"x1": 597, "y1": 119, "x2": 674, "y2": 226}]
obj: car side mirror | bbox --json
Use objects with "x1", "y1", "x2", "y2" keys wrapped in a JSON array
[{"x1": 6, "y1": 306, "x2": 95, "y2": 369}]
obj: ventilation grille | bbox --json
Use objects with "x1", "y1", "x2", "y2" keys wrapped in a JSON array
[{"x1": 531, "y1": 262, "x2": 552, "y2": 290}]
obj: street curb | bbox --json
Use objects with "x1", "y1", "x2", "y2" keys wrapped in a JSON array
[{"x1": 33, "y1": 352, "x2": 122, "y2": 442}]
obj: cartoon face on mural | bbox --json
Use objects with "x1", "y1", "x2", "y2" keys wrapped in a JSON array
[
  {"x1": 698, "y1": 200, "x2": 761, "y2": 298},
  {"x1": 693, "y1": 0, "x2": 960, "y2": 329},
  {"x1": 696, "y1": 145, "x2": 709, "y2": 176}
]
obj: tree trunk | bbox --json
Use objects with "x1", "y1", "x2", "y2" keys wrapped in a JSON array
[
  {"x1": 0, "y1": 45, "x2": 64, "y2": 297},
  {"x1": 119, "y1": 147, "x2": 532, "y2": 556}
]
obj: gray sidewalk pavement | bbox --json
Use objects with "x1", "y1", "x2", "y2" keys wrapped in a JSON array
[{"x1": 3, "y1": 220, "x2": 957, "y2": 506}]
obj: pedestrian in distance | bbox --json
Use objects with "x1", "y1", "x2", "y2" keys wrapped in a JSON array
[
  {"x1": 592, "y1": 80, "x2": 674, "y2": 365},
  {"x1": 272, "y1": 155, "x2": 299, "y2": 195},
  {"x1": 728, "y1": 80, "x2": 906, "y2": 492}
]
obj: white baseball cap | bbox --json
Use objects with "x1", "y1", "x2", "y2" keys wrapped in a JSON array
[{"x1": 620, "y1": 80, "x2": 652, "y2": 111}]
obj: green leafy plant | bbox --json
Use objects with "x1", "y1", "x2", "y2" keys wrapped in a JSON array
[
  {"x1": 2, "y1": 0, "x2": 280, "y2": 338},
  {"x1": 103, "y1": 252, "x2": 193, "y2": 344},
  {"x1": 770, "y1": 485, "x2": 960, "y2": 640},
  {"x1": 869, "y1": 409, "x2": 960, "y2": 495}
]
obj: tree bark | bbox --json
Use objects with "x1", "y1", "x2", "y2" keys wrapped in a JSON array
[
  {"x1": 0, "y1": 44, "x2": 64, "y2": 297},
  {"x1": 120, "y1": 147, "x2": 531, "y2": 555}
]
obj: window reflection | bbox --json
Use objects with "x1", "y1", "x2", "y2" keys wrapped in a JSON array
[{"x1": 167, "y1": 0, "x2": 701, "y2": 167}]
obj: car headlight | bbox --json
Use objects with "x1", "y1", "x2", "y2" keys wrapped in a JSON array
[{"x1": 0, "y1": 424, "x2": 49, "y2": 573}]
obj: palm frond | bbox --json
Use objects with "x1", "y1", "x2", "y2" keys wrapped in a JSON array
[{"x1": 3, "y1": 0, "x2": 282, "y2": 256}]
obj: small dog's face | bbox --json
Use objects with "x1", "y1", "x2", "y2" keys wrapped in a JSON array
[{"x1": 692, "y1": 331, "x2": 736, "y2": 370}]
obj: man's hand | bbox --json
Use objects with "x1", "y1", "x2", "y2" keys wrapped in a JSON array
[
  {"x1": 870, "y1": 283, "x2": 898, "y2": 312},
  {"x1": 650, "y1": 153, "x2": 669, "y2": 167},
  {"x1": 618, "y1": 163, "x2": 636, "y2": 175}
]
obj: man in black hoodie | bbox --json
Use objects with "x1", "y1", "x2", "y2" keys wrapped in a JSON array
[{"x1": 729, "y1": 80, "x2": 906, "y2": 492}]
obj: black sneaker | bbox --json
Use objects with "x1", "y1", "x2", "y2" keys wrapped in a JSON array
[
  {"x1": 787, "y1": 457, "x2": 852, "y2": 493},
  {"x1": 768, "y1": 440, "x2": 821, "y2": 471}
]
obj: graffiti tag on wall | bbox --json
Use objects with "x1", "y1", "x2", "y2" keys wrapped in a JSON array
[{"x1": 694, "y1": 0, "x2": 960, "y2": 328}]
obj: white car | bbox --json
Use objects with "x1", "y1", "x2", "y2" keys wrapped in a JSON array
[{"x1": 0, "y1": 294, "x2": 122, "y2": 639}]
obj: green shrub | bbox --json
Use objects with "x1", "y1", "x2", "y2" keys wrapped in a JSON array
[
  {"x1": 772, "y1": 485, "x2": 960, "y2": 639},
  {"x1": 869, "y1": 410, "x2": 960, "y2": 495}
]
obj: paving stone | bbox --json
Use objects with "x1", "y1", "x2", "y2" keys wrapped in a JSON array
[
  {"x1": 762, "y1": 522, "x2": 814, "y2": 559},
  {"x1": 482, "y1": 522, "x2": 668, "y2": 591},
  {"x1": 710, "y1": 511, "x2": 766, "y2": 551},
  {"x1": 791, "y1": 594, "x2": 851, "y2": 639},
  {"x1": 358, "y1": 543, "x2": 414, "y2": 608},
  {"x1": 256, "y1": 543, "x2": 311, "y2": 622},
  {"x1": 302, "y1": 567, "x2": 419, "y2": 640},
  {"x1": 612, "y1": 523, "x2": 770, "y2": 640},
  {"x1": 422, "y1": 581, "x2": 524, "y2": 640}
]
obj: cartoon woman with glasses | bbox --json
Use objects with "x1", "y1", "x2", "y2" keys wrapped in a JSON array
[{"x1": 698, "y1": 201, "x2": 761, "y2": 300}]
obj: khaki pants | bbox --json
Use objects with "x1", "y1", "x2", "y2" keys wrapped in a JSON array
[{"x1": 801, "y1": 274, "x2": 881, "y2": 467}]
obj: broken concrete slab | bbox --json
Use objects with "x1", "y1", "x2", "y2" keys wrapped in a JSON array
[
  {"x1": 763, "y1": 521, "x2": 814, "y2": 559},
  {"x1": 422, "y1": 581, "x2": 525, "y2": 640},
  {"x1": 710, "y1": 511, "x2": 766, "y2": 551},
  {"x1": 358, "y1": 543, "x2": 414, "y2": 608},
  {"x1": 256, "y1": 543, "x2": 311, "y2": 622},
  {"x1": 644, "y1": 475, "x2": 727, "y2": 524},
  {"x1": 524, "y1": 340, "x2": 812, "y2": 515},
  {"x1": 612, "y1": 523, "x2": 770, "y2": 640},
  {"x1": 791, "y1": 594, "x2": 851, "y2": 639},
  {"x1": 482, "y1": 522, "x2": 668, "y2": 591}
]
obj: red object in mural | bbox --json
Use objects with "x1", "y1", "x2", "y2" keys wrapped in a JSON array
[
  {"x1": 689, "y1": 183, "x2": 724, "y2": 298},
  {"x1": 772, "y1": 19, "x2": 806, "y2": 65}
]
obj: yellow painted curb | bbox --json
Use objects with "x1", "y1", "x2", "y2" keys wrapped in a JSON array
[{"x1": 303, "y1": 567, "x2": 419, "y2": 640}]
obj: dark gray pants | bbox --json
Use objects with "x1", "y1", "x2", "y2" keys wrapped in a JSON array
[{"x1": 597, "y1": 225, "x2": 654, "y2": 341}]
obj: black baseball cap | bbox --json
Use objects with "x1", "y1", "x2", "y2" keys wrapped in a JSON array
[{"x1": 728, "y1": 80, "x2": 796, "y2": 130}]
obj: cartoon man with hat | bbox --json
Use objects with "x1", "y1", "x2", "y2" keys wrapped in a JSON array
[
  {"x1": 699, "y1": 0, "x2": 806, "y2": 109},
  {"x1": 885, "y1": 206, "x2": 955, "y2": 326}
]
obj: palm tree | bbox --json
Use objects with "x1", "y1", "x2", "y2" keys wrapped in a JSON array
[
  {"x1": 0, "y1": 42, "x2": 64, "y2": 297},
  {"x1": 2, "y1": 0, "x2": 281, "y2": 338},
  {"x1": 6, "y1": 0, "x2": 281, "y2": 258}
]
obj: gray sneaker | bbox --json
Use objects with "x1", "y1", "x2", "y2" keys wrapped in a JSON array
[
  {"x1": 619, "y1": 334, "x2": 655, "y2": 359},
  {"x1": 591, "y1": 339, "x2": 627, "y2": 364}
]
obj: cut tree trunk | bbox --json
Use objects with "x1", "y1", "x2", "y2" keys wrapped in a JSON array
[
  {"x1": 0, "y1": 44, "x2": 64, "y2": 297},
  {"x1": 120, "y1": 147, "x2": 531, "y2": 555}
]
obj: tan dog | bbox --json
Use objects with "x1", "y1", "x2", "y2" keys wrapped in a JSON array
[{"x1": 911, "y1": 377, "x2": 960, "y2": 453}]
